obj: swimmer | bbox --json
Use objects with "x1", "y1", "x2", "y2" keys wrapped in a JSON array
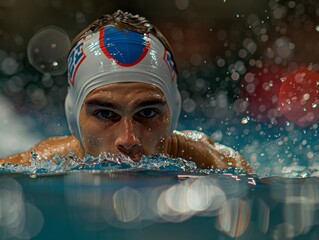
[{"x1": 0, "y1": 10, "x2": 252, "y2": 172}]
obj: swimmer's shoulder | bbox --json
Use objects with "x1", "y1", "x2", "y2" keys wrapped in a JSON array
[
  {"x1": 32, "y1": 135, "x2": 84, "y2": 157},
  {"x1": 0, "y1": 135, "x2": 84, "y2": 165},
  {"x1": 167, "y1": 130, "x2": 253, "y2": 173}
]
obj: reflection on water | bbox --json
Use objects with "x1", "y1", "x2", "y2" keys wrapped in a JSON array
[
  {"x1": 1, "y1": 154, "x2": 319, "y2": 239},
  {"x1": 0, "y1": 178, "x2": 44, "y2": 239}
]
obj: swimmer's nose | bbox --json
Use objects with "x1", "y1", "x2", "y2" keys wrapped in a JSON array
[{"x1": 115, "y1": 117, "x2": 141, "y2": 156}]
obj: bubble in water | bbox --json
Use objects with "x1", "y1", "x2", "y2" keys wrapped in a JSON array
[
  {"x1": 183, "y1": 98, "x2": 196, "y2": 113},
  {"x1": 244, "y1": 72, "x2": 255, "y2": 83},
  {"x1": 231, "y1": 71, "x2": 240, "y2": 81},
  {"x1": 27, "y1": 26, "x2": 70, "y2": 75},
  {"x1": 175, "y1": 0, "x2": 189, "y2": 10},
  {"x1": 274, "y1": 37, "x2": 294, "y2": 60},
  {"x1": 238, "y1": 49, "x2": 248, "y2": 58},
  {"x1": 1, "y1": 56, "x2": 19, "y2": 75},
  {"x1": 233, "y1": 99, "x2": 249, "y2": 113},
  {"x1": 243, "y1": 38, "x2": 257, "y2": 53},
  {"x1": 216, "y1": 57, "x2": 226, "y2": 67},
  {"x1": 272, "y1": 6, "x2": 287, "y2": 19}
]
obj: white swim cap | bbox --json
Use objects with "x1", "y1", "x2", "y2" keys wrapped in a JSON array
[{"x1": 65, "y1": 25, "x2": 181, "y2": 144}]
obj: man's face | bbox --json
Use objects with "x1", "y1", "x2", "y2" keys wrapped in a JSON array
[{"x1": 79, "y1": 82, "x2": 170, "y2": 161}]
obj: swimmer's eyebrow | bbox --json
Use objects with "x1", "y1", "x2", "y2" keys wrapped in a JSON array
[
  {"x1": 84, "y1": 99, "x2": 118, "y2": 110},
  {"x1": 84, "y1": 98, "x2": 167, "y2": 110},
  {"x1": 134, "y1": 99, "x2": 167, "y2": 109}
]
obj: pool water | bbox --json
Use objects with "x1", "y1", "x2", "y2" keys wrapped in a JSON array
[{"x1": 1, "y1": 154, "x2": 319, "y2": 239}]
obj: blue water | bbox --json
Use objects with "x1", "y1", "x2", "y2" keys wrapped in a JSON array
[{"x1": 1, "y1": 153, "x2": 319, "y2": 239}]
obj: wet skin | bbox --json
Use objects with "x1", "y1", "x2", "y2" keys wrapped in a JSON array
[{"x1": 79, "y1": 82, "x2": 171, "y2": 161}]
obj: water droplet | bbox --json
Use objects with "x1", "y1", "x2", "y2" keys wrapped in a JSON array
[
  {"x1": 241, "y1": 116, "x2": 250, "y2": 124},
  {"x1": 30, "y1": 174, "x2": 37, "y2": 179},
  {"x1": 27, "y1": 26, "x2": 70, "y2": 75},
  {"x1": 303, "y1": 93, "x2": 310, "y2": 101}
]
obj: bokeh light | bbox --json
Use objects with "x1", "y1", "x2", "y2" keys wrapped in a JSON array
[
  {"x1": 0, "y1": 178, "x2": 44, "y2": 239},
  {"x1": 218, "y1": 198, "x2": 251, "y2": 237},
  {"x1": 278, "y1": 67, "x2": 319, "y2": 127}
]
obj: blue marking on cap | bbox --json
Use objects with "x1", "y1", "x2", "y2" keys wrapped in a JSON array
[
  {"x1": 68, "y1": 41, "x2": 86, "y2": 86},
  {"x1": 99, "y1": 25, "x2": 149, "y2": 66},
  {"x1": 163, "y1": 49, "x2": 176, "y2": 81}
]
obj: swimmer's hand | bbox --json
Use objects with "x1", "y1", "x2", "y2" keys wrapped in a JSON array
[
  {"x1": 166, "y1": 130, "x2": 253, "y2": 173},
  {"x1": 0, "y1": 136, "x2": 83, "y2": 165}
]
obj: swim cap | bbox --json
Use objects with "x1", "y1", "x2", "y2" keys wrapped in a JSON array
[{"x1": 65, "y1": 25, "x2": 181, "y2": 144}]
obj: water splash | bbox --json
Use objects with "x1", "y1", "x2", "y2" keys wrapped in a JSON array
[
  {"x1": 0, "y1": 151, "x2": 250, "y2": 177},
  {"x1": 2, "y1": 150, "x2": 317, "y2": 179}
]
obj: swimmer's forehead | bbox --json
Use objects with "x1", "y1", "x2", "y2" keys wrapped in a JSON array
[
  {"x1": 84, "y1": 82, "x2": 167, "y2": 107},
  {"x1": 87, "y1": 82, "x2": 165, "y2": 97}
]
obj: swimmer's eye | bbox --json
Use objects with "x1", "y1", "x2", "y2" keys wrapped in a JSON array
[
  {"x1": 135, "y1": 108, "x2": 158, "y2": 119},
  {"x1": 94, "y1": 109, "x2": 120, "y2": 121}
]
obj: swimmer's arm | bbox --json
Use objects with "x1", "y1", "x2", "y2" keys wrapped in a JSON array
[
  {"x1": 0, "y1": 136, "x2": 84, "y2": 165},
  {"x1": 166, "y1": 130, "x2": 253, "y2": 173}
]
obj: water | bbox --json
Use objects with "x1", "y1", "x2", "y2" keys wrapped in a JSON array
[{"x1": 1, "y1": 153, "x2": 319, "y2": 239}]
